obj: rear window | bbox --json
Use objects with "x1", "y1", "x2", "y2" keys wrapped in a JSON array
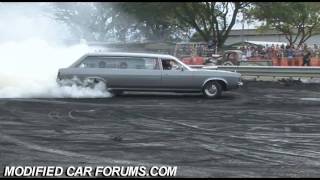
[{"x1": 77, "y1": 56, "x2": 159, "y2": 70}]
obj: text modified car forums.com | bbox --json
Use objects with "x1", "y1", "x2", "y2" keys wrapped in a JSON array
[{"x1": 3, "y1": 166, "x2": 178, "y2": 177}]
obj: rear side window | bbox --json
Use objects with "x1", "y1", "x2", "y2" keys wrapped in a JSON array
[{"x1": 77, "y1": 56, "x2": 159, "y2": 70}]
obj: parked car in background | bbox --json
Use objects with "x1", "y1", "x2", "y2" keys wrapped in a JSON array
[
  {"x1": 174, "y1": 42, "x2": 216, "y2": 66},
  {"x1": 216, "y1": 50, "x2": 246, "y2": 66},
  {"x1": 57, "y1": 52, "x2": 243, "y2": 98},
  {"x1": 205, "y1": 50, "x2": 273, "y2": 66}
]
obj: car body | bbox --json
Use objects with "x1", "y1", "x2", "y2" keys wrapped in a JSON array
[{"x1": 57, "y1": 52, "x2": 243, "y2": 98}]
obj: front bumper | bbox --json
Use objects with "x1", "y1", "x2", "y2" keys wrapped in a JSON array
[{"x1": 226, "y1": 81, "x2": 243, "y2": 90}]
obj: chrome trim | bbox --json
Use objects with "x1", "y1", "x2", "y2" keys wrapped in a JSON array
[
  {"x1": 202, "y1": 78, "x2": 229, "y2": 88},
  {"x1": 108, "y1": 88, "x2": 200, "y2": 92}
]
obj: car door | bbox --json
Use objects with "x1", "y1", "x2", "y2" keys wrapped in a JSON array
[{"x1": 160, "y1": 58, "x2": 195, "y2": 90}]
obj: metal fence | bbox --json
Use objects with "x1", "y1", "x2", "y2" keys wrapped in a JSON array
[{"x1": 189, "y1": 65, "x2": 320, "y2": 78}]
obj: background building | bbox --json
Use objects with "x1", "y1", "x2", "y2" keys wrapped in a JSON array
[
  {"x1": 226, "y1": 29, "x2": 320, "y2": 46},
  {"x1": 86, "y1": 29, "x2": 320, "y2": 54}
]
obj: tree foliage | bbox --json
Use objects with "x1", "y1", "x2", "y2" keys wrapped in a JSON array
[
  {"x1": 53, "y1": 2, "x2": 137, "y2": 42},
  {"x1": 53, "y1": 2, "x2": 251, "y2": 47},
  {"x1": 247, "y1": 2, "x2": 320, "y2": 46},
  {"x1": 53, "y1": 2, "x2": 182, "y2": 42},
  {"x1": 54, "y1": 2, "x2": 108, "y2": 41},
  {"x1": 117, "y1": 2, "x2": 249, "y2": 49},
  {"x1": 113, "y1": 3, "x2": 180, "y2": 41},
  {"x1": 173, "y1": 2, "x2": 249, "y2": 49}
]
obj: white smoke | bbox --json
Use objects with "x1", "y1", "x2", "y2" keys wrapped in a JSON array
[
  {"x1": 0, "y1": 3, "x2": 111, "y2": 98},
  {"x1": 0, "y1": 39, "x2": 111, "y2": 98}
]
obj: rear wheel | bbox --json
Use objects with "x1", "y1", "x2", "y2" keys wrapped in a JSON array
[
  {"x1": 202, "y1": 81, "x2": 222, "y2": 99},
  {"x1": 83, "y1": 78, "x2": 101, "y2": 89},
  {"x1": 82, "y1": 78, "x2": 109, "y2": 93}
]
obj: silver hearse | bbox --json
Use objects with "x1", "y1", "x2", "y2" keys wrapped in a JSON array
[{"x1": 57, "y1": 52, "x2": 243, "y2": 98}]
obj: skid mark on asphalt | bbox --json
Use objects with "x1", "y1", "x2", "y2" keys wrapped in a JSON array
[
  {"x1": 200, "y1": 143, "x2": 285, "y2": 165},
  {"x1": 0, "y1": 132, "x2": 162, "y2": 166},
  {"x1": 127, "y1": 110, "x2": 320, "y2": 165},
  {"x1": 48, "y1": 111, "x2": 64, "y2": 120},
  {"x1": 7, "y1": 92, "x2": 248, "y2": 108},
  {"x1": 8, "y1": 98, "x2": 193, "y2": 108},
  {"x1": 68, "y1": 109, "x2": 96, "y2": 120},
  {"x1": 2, "y1": 82, "x2": 320, "y2": 177},
  {"x1": 0, "y1": 132, "x2": 219, "y2": 177}
]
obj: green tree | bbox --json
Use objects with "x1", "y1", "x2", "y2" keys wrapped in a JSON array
[
  {"x1": 53, "y1": 2, "x2": 140, "y2": 42},
  {"x1": 53, "y1": 2, "x2": 249, "y2": 45},
  {"x1": 172, "y1": 2, "x2": 249, "y2": 50},
  {"x1": 54, "y1": 2, "x2": 107, "y2": 41},
  {"x1": 112, "y1": 2, "x2": 183, "y2": 42},
  {"x1": 53, "y1": 2, "x2": 182, "y2": 42},
  {"x1": 247, "y1": 2, "x2": 320, "y2": 46}
]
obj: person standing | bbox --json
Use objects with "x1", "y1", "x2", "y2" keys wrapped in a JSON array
[
  {"x1": 313, "y1": 44, "x2": 319, "y2": 58},
  {"x1": 246, "y1": 46, "x2": 252, "y2": 59},
  {"x1": 302, "y1": 47, "x2": 312, "y2": 66},
  {"x1": 287, "y1": 45, "x2": 294, "y2": 66}
]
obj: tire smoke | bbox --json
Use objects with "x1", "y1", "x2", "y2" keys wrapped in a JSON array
[
  {"x1": 0, "y1": 2, "x2": 111, "y2": 98},
  {"x1": 0, "y1": 39, "x2": 111, "y2": 98}
]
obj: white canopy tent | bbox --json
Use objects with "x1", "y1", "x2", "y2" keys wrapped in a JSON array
[{"x1": 246, "y1": 40, "x2": 287, "y2": 47}]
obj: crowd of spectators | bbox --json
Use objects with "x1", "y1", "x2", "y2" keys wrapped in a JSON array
[
  {"x1": 239, "y1": 43, "x2": 320, "y2": 60},
  {"x1": 175, "y1": 42, "x2": 320, "y2": 66}
]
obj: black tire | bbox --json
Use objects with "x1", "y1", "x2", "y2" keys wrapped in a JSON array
[{"x1": 202, "y1": 81, "x2": 222, "y2": 99}]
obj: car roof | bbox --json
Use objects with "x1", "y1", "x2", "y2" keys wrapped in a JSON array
[
  {"x1": 84, "y1": 52, "x2": 176, "y2": 59},
  {"x1": 68, "y1": 52, "x2": 185, "y2": 68}
]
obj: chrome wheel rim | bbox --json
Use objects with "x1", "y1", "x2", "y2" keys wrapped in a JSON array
[{"x1": 205, "y1": 83, "x2": 217, "y2": 96}]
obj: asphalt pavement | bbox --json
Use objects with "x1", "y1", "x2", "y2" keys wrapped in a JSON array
[{"x1": 1, "y1": 80, "x2": 320, "y2": 177}]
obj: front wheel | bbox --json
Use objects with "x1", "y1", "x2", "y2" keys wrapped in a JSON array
[{"x1": 202, "y1": 81, "x2": 222, "y2": 99}]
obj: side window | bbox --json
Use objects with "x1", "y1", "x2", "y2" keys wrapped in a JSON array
[
  {"x1": 77, "y1": 56, "x2": 97, "y2": 68},
  {"x1": 77, "y1": 56, "x2": 102, "y2": 68},
  {"x1": 76, "y1": 56, "x2": 159, "y2": 70},
  {"x1": 143, "y1": 58, "x2": 159, "y2": 70},
  {"x1": 161, "y1": 59, "x2": 182, "y2": 71},
  {"x1": 122, "y1": 57, "x2": 159, "y2": 70},
  {"x1": 77, "y1": 56, "x2": 121, "y2": 69},
  {"x1": 126, "y1": 57, "x2": 144, "y2": 69}
]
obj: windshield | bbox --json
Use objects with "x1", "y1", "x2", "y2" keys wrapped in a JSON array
[{"x1": 171, "y1": 57, "x2": 192, "y2": 71}]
